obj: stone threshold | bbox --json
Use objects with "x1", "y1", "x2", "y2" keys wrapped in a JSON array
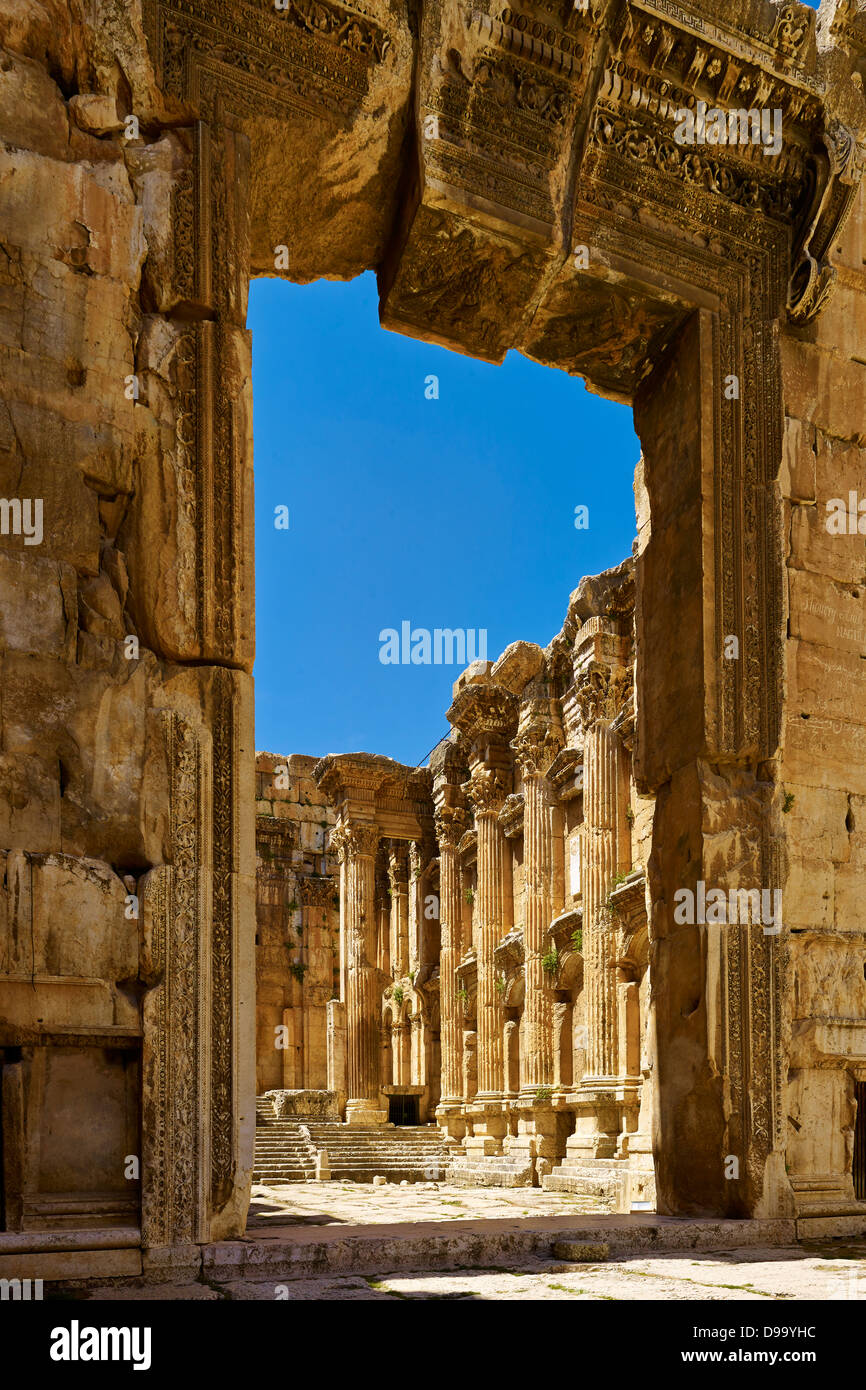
[{"x1": 200, "y1": 1214, "x2": 801, "y2": 1282}]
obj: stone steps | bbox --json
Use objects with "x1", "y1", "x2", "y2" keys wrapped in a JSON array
[
  {"x1": 542, "y1": 1161, "x2": 626, "y2": 1205},
  {"x1": 253, "y1": 1105, "x2": 446, "y2": 1183}
]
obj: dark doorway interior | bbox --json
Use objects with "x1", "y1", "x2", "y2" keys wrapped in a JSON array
[{"x1": 389, "y1": 1094, "x2": 419, "y2": 1126}]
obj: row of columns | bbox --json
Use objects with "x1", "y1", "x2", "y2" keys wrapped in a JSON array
[
  {"x1": 435, "y1": 619, "x2": 633, "y2": 1129},
  {"x1": 321, "y1": 614, "x2": 632, "y2": 1133}
]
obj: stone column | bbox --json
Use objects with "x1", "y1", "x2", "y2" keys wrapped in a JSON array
[
  {"x1": 512, "y1": 701, "x2": 564, "y2": 1092},
  {"x1": 582, "y1": 686, "x2": 629, "y2": 1080},
  {"x1": 570, "y1": 619, "x2": 631, "y2": 1159},
  {"x1": 331, "y1": 820, "x2": 386, "y2": 1125},
  {"x1": 387, "y1": 840, "x2": 409, "y2": 978},
  {"x1": 434, "y1": 805, "x2": 467, "y2": 1107},
  {"x1": 466, "y1": 766, "x2": 509, "y2": 1099}
]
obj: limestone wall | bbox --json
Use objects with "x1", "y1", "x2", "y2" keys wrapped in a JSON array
[{"x1": 778, "y1": 171, "x2": 866, "y2": 1218}]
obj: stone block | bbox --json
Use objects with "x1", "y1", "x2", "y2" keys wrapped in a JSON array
[
  {"x1": 552, "y1": 1241, "x2": 610, "y2": 1261},
  {"x1": 788, "y1": 501, "x2": 865, "y2": 587},
  {"x1": 788, "y1": 568, "x2": 866, "y2": 657},
  {"x1": 68, "y1": 94, "x2": 123, "y2": 135},
  {"x1": 787, "y1": 639, "x2": 866, "y2": 727},
  {"x1": 781, "y1": 338, "x2": 866, "y2": 445},
  {"x1": 780, "y1": 415, "x2": 816, "y2": 503}
]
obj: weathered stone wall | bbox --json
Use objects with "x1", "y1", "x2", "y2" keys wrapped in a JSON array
[
  {"x1": 778, "y1": 139, "x2": 866, "y2": 1218},
  {"x1": 0, "y1": 1, "x2": 257, "y2": 1262}
]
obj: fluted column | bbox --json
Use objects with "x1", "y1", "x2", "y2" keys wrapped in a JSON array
[
  {"x1": 466, "y1": 767, "x2": 508, "y2": 1099},
  {"x1": 387, "y1": 840, "x2": 409, "y2": 978},
  {"x1": 434, "y1": 805, "x2": 466, "y2": 1104},
  {"x1": 579, "y1": 660, "x2": 631, "y2": 1081},
  {"x1": 512, "y1": 702, "x2": 563, "y2": 1092},
  {"x1": 331, "y1": 819, "x2": 385, "y2": 1124}
]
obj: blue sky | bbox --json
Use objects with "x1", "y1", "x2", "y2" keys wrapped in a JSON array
[{"x1": 250, "y1": 273, "x2": 638, "y2": 765}]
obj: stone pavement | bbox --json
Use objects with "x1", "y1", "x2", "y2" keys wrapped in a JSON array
[
  {"x1": 75, "y1": 1183, "x2": 866, "y2": 1300},
  {"x1": 246, "y1": 1180, "x2": 608, "y2": 1227},
  {"x1": 86, "y1": 1243, "x2": 866, "y2": 1302}
]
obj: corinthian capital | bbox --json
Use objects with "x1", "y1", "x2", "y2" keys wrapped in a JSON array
[
  {"x1": 434, "y1": 804, "x2": 467, "y2": 851},
  {"x1": 447, "y1": 683, "x2": 518, "y2": 743},
  {"x1": 330, "y1": 820, "x2": 380, "y2": 862},
  {"x1": 298, "y1": 875, "x2": 337, "y2": 909},
  {"x1": 511, "y1": 704, "x2": 564, "y2": 778},
  {"x1": 387, "y1": 839, "x2": 409, "y2": 891},
  {"x1": 576, "y1": 662, "x2": 631, "y2": 732},
  {"x1": 462, "y1": 766, "x2": 507, "y2": 816}
]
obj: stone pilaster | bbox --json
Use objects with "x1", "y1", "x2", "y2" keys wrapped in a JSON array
[
  {"x1": 331, "y1": 819, "x2": 386, "y2": 1125},
  {"x1": 511, "y1": 700, "x2": 564, "y2": 1093}
]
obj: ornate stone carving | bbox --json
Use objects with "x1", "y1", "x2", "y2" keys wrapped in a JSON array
[
  {"x1": 511, "y1": 707, "x2": 565, "y2": 778},
  {"x1": 141, "y1": 711, "x2": 207, "y2": 1247},
  {"x1": 575, "y1": 663, "x2": 631, "y2": 733},
  {"x1": 462, "y1": 766, "x2": 508, "y2": 816},
  {"x1": 298, "y1": 875, "x2": 337, "y2": 909},
  {"x1": 330, "y1": 820, "x2": 380, "y2": 862},
  {"x1": 434, "y1": 805, "x2": 467, "y2": 851},
  {"x1": 447, "y1": 683, "x2": 519, "y2": 742}
]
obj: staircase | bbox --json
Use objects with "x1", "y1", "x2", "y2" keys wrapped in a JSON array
[
  {"x1": 304, "y1": 1122, "x2": 446, "y2": 1183},
  {"x1": 253, "y1": 1098, "x2": 447, "y2": 1184},
  {"x1": 253, "y1": 1099, "x2": 317, "y2": 1183}
]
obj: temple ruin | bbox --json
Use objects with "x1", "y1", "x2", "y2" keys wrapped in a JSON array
[{"x1": 2, "y1": 0, "x2": 866, "y2": 1284}]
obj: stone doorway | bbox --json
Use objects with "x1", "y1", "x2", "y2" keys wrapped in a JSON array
[
  {"x1": 3, "y1": 0, "x2": 866, "y2": 1281},
  {"x1": 389, "y1": 1094, "x2": 420, "y2": 1126}
]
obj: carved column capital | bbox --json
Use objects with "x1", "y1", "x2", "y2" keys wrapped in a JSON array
[
  {"x1": 330, "y1": 820, "x2": 380, "y2": 863},
  {"x1": 511, "y1": 704, "x2": 565, "y2": 778},
  {"x1": 298, "y1": 875, "x2": 336, "y2": 909},
  {"x1": 576, "y1": 662, "x2": 631, "y2": 733},
  {"x1": 435, "y1": 804, "x2": 468, "y2": 850},
  {"x1": 462, "y1": 766, "x2": 508, "y2": 817},
  {"x1": 447, "y1": 683, "x2": 518, "y2": 743},
  {"x1": 386, "y1": 839, "x2": 409, "y2": 891}
]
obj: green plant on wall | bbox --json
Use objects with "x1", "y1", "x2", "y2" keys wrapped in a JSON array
[
  {"x1": 495, "y1": 973, "x2": 506, "y2": 996},
  {"x1": 289, "y1": 961, "x2": 307, "y2": 984},
  {"x1": 535, "y1": 1086, "x2": 553, "y2": 1102},
  {"x1": 541, "y1": 947, "x2": 559, "y2": 976},
  {"x1": 570, "y1": 926, "x2": 583, "y2": 954},
  {"x1": 392, "y1": 984, "x2": 404, "y2": 1006},
  {"x1": 457, "y1": 986, "x2": 468, "y2": 1004},
  {"x1": 465, "y1": 887, "x2": 475, "y2": 905}
]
